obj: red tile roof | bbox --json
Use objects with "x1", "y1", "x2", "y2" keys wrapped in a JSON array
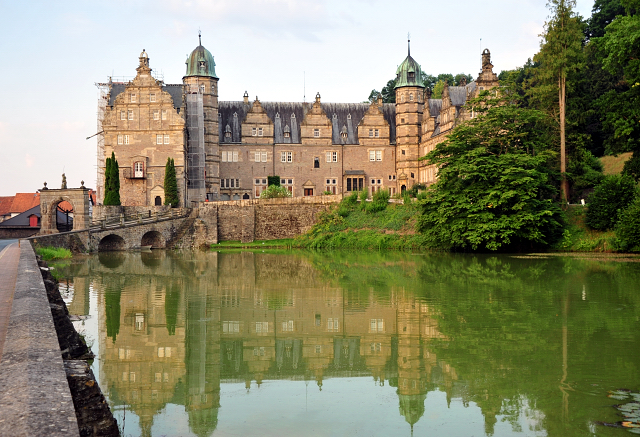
[
  {"x1": 0, "y1": 196, "x2": 15, "y2": 217},
  {"x1": 9, "y1": 193, "x2": 40, "y2": 214},
  {"x1": 57, "y1": 201, "x2": 73, "y2": 212}
]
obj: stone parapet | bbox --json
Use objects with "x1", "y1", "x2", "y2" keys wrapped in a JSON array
[{"x1": 0, "y1": 243, "x2": 80, "y2": 436}]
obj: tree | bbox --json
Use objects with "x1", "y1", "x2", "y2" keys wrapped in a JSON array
[
  {"x1": 417, "y1": 93, "x2": 564, "y2": 251},
  {"x1": 531, "y1": 0, "x2": 585, "y2": 202},
  {"x1": 615, "y1": 197, "x2": 640, "y2": 251},
  {"x1": 164, "y1": 157, "x2": 179, "y2": 207},
  {"x1": 597, "y1": 0, "x2": 640, "y2": 179},
  {"x1": 103, "y1": 151, "x2": 121, "y2": 206},
  {"x1": 585, "y1": 174, "x2": 638, "y2": 230}
]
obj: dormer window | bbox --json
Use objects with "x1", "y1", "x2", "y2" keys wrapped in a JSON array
[
  {"x1": 314, "y1": 129, "x2": 320, "y2": 138},
  {"x1": 258, "y1": 127, "x2": 263, "y2": 136},
  {"x1": 225, "y1": 125, "x2": 232, "y2": 139},
  {"x1": 340, "y1": 130, "x2": 348, "y2": 140},
  {"x1": 134, "y1": 162, "x2": 144, "y2": 178},
  {"x1": 275, "y1": 113, "x2": 280, "y2": 119},
  {"x1": 150, "y1": 93, "x2": 156, "y2": 102},
  {"x1": 347, "y1": 114, "x2": 351, "y2": 120},
  {"x1": 252, "y1": 127, "x2": 257, "y2": 136},
  {"x1": 130, "y1": 93, "x2": 136, "y2": 103},
  {"x1": 408, "y1": 72, "x2": 415, "y2": 80},
  {"x1": 284, "y1": 125, "x2": 291, "y2": 138},
  {"x1": 199, "y1": 61, "x2": 206, "y2": 69}
]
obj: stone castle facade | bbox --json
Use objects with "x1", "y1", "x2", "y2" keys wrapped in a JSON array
[{"x1": 98, "y1": 40, "x2": 498, "y2": 206}]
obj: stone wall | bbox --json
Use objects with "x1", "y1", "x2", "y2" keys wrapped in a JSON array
[
  {"x1": 92, "y1": 205, "x2": 173, "y2": 221},
  {"x1": 0, "y1": 227, "x2": 39, "y2": 239}
]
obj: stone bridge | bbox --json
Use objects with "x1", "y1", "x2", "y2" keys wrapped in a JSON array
[{"x1": 29, "y1": 209, "x2": 195, "y2": 253}]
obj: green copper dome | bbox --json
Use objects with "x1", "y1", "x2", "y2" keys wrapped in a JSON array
[
  {"x1": 185, "y1": 41, "x2": 217, "y2": 79},
  {"x1": 395, "y1": 42, "x2": 424, "y2": 89}
]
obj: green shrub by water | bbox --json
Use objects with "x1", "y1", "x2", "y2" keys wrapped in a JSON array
[
  {"x1": 615, "y1": 198, "x2": 640, "y2": 252},
  {"x1": 586, "y1": 174, "x2": 638, "y2": 230},
  {"x1": 36, "y1": 246, "x2": 72, "y2": 261}
]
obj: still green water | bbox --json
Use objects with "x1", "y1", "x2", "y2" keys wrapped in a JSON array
[{"x1": 55, "y1": 250, "x2": 640, "y2": 437}]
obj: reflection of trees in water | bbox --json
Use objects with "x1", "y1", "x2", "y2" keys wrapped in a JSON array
[
  {"x1": 103, "y1": 277, "x2": 122, "y2": 343},
  {"x1": 164, "y1": 283, "x2": 180, "y2": 335}
]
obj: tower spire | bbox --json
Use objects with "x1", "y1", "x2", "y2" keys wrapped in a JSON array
[
  {"x1": 198, "y1": 29, "x2": 201, "y2": 46},
  {"x1": 407, "y1": 32, "x2": 411, "y2": 56}
]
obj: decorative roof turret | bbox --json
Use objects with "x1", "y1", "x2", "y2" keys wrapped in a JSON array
[
  {"x1": 184, "y1": 33, "x2": 218, "y2": 79},
  {"x1": 395, "y1": 39, "x2": 425, "y2": 89}
]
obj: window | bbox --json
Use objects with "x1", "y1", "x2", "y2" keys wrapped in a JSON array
[
  {"x1": 255, "y1": 322, "x2": 269, "y2": 334},
  {"x1": 254, "y1": 347, "x2": 266, "y2": 356},
  {"x1": 315, "y1": 345, "x2": 322, "y2": 354},
  {"x1": 258, "y1": 127, "x2": 263, "y2": 137},
  {"x1": 281, "y1": 151, "x2": 292, "y2": 163},
  {"x1": 150, "y1": 93, "x2": 156, "y2": 102},
  {"x1": 164, "y1": 134, "x2": 170, "y2": 144},
  {"x1": 325, "y1": 178, "x2": 337, "y2": 194},
  {"x1": 401, "y1": 149, "x2": 406, "y2": 155},
  {"x1": 261, "y1": 152, "x2": 267, "y2": 162},
  {"x1": 346, "y1": 177, "x2": 364, "y2": 192},
  {"x1": 254, "y1": 178, "x2": 268, "y2": 197},
  {"x1": 134, "y1": 162, "x2": 144, "y2": 178},
  {"x1": 376, "y1": 150, "x2": 382, "y2": 161},
  {"x1": 375, "y1": 129, "x2": 380, "y2": 138},
  {"x1": 409, "y1": 93, "x2": 414, "y2": 101},
  {"x1": 401, "y1": 94, "x2": 405, "y2": 103},
  {"x1": 371, "y1": 178, "x2": 382, "y2": 194},
  {"x1": 369, "y1": 129, "x2": 374, "y2": 137},
  {"x1": 401, "y1": 118, "x2": 405, "y2": 123},
  {"x1": 135, "y1": 313, "x2": 144, "y2": 331},
  {"x1": 254, "y1": 152, "x2": 261, "y2": 162},
  {"x1": 314, "y1": 128, "x2": 320, "y2": 137},
  {"x1": 130, "y1": 93, "x2": 136, "y2": 103},
  {"x1": 156, "y1": 134, "x2": 163, "y2": 145},
  {"x1": 222, "y1": 151, "x2": 227, "y2": 162},
  {"x1": 314, "y1": 157, "x2": 320, "y2": 168},
  {"x1": 282, "y1": 320, "x2": 294, "y2": 332},
  {"x1": 223, "y1": 321, "x2": 240, "y2": 333},
  {"x1": 221, "y1": 178, "x2": 240, "y2": 188},
  {"x1": 162, "y1": 109, "x2": 167, "y2": 120},
  {"x1": 252, "y1": 127, "x2": 257, "y2": 136},
  {"x1": 340, "y1": 130, "x2": 348, "y2": 140},
  {"x1": 370, "y1": 318, "x2": 384, "y2": 333},
  {"x1": 153, "y1": 110, "x2": 159, "y2": 120},
  {"x1": 284, "y1": 130, "x2": 290, "y2": 138},
  {"x1": 325, "y1": 151, "x2": 338, "y2": 162},
  {"x1": 369, "y1": 150, "x2": 375, "y2": 161},
  {"x1": 200, "y1": 84, "x2": 205, "y2": 94},
  {"x1": 327, "y1": 318, "x2": 339, "y2": 331},
  {"x1": 124, "y1": 135, "x2": 130, "y2": 145},
  {"x1": 120, "y1": 111, "x2": 126, "y2": 120},
  {"x1": 304, "y1": 188, "x2": 314, "y2": 196},
  {"x1": 281, "y1": 178, "x2": 294, "y2": 194},
  {"x1": 222, "y1": 151, "x2": 237, "y2": 162},
  {"x1": 233, "y1": 151, "x2": 238, "y2": 162},
  {"x1": 118, "y1": 135, "x2": 123, "y2": 145},
  {"x1": 128, "y1": 110, "x2": 133, "y2": 120}
]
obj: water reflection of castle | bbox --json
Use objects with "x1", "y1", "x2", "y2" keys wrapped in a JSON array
[{"x1": 73, "y1": 252, "x2": 464, "y2": 436}]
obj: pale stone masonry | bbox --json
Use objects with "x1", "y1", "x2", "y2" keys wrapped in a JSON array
[{"x1": 98, "y1": 41, "x2": 499, "y2": 206}]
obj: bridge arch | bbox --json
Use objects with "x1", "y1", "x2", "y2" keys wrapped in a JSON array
[
  {"x1": 98, "y1": 234, "x2": 126, "y2": 251},
  {"x1": 141, "y1": 230, "x2": 165, "y2": 248}
]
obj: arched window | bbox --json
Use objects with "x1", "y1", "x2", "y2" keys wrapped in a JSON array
[
  {"x1": 409, "y1": 93, "x2": 414, "y2": 101},
  {"x1": 155, "y1": 196, "x2": 162, "y2": 206}
]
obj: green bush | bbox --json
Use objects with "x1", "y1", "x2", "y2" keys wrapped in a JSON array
[
  {"x1": 267, "y1": 176, "x2": 281, "y2": 187},
  {"x1": 36, "y1": 246, "x2": 72, "y2": 261},
  {"x1": 259, "y1": 185, "x2": 292, "y2": 199},
  {"x1": 358, "y1": 189, "x2": 369, "y2": 203},
  {"x1": 615, "y1": 198, "x2": 640, "y2": 252},
  {"x1": 337, "y1": 205, "x2": 351, "y2": 217},
  {"x1": 407, "y1": 183, "x2": 426, "y2": 198},
  {"x1": 586, "y1": 174, "x2": 638, "y2": 230},
  {"x1": 366, "y1": 189, "x2": 390, "y2": 213},
  {"x1": 343, "y1": 191, "x2": 359, "y2": 207}
]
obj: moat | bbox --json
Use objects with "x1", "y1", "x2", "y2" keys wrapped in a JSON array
[{"x1": 54, "y1": 250, "x2": 640, "y2": 437}]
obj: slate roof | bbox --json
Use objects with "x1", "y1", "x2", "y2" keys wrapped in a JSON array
[
  {"x1": 218, "y1": 101, "x2": 396, "y2": 145},
  {"x1": 108, "y1": 83, "x2": 183, "y2": 110},
  {"x1": 0, "y1": 205, "x2": 72, "y2": 228}
]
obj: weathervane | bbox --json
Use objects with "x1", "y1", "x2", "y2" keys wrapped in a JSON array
[{"x1": 408, "y1": 32, "x2": 411, "y2": 56}]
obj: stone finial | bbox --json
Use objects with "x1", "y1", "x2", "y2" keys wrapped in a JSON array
[
  {"x1": 377, "y1": 94, "x2": 383, "y2": 106},
  {"x1": 61, "y1": 173, "x2": 67, "y2": 189},
  {"x1": 243, "y1": 91, "x2": 249, "y2": 104},
  {"x1": 315, "y1": 92, "x2": 321, "y2": 103},
  {"x1": 80, "y1": 180, "x2": 85, "y2": 188},
  {"x1": 42, "y1": 182, "x2": 48, "y2": 190}
]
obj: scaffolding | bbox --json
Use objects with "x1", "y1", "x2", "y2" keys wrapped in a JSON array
[
  {"x1": 186, "y1": 91, "x2": 206, "y2": 204},
  {"x1": 95, "y1": 82, "x2": 110, "y2": 204}
]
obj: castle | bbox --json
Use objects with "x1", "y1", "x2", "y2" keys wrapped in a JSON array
[{"x1": 97, "y1": 38, "x2": 499, "y2": 206}]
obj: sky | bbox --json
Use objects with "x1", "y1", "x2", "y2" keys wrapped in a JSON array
[{"x1": 0, "y1": 0, "x2": 595, "y2": 195}]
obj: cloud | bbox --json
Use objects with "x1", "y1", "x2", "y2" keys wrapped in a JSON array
[{"x1": 25, "y1": 153, "x2": 33, "y2": 168}]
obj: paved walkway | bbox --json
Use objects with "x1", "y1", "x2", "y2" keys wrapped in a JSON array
[{"x1": 0, "y1": 241, "x2": 20, "y2": 362}]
